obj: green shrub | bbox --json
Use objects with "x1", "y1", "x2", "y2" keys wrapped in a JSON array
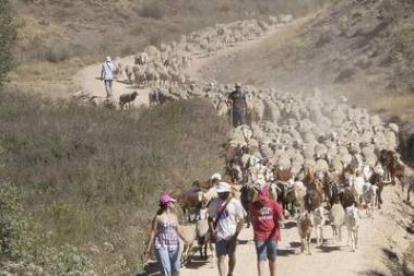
[
  {"x1": 0, "y1": 0, "x2": 16, "y2": 84},
  {"x1": 0, "y1": 181, "x2": 96, "y2": 276}
]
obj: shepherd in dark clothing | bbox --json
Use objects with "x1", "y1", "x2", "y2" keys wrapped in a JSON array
[{"x1": 227, "y1": 82, "x2": 248, "y2": 127}]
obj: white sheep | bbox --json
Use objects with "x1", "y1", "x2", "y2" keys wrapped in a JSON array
[{"x1": 329, "y1": 203, "x2": 345, "y2": 242}]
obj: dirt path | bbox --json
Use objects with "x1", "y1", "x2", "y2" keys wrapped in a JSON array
[
  {"x1": 74, "y1": 55, "x2": 153, "y2": 107},
  {"x1": 176, "y1": 187, "x2": 411, "y2": 276}
]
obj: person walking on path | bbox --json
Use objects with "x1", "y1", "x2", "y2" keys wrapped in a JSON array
[
  {"x1": 208, "y1": 182, "x2": 246, "y2": 276},
  {"x1": 144, "y1": 193, "x2": 188, "y2": 276},
  {"x1": 227, "y1": 82, "x2": 248, "y2": 128},
  {"x1": 101, "y1": 56, "x2": 117, "y2": 98},
  {"x1": 249, "y1": 186, "x2": 284, "y2": 276}
]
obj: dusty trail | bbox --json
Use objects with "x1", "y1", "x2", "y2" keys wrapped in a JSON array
[
  {"x1": 76, "y1": 21, "x2": 413, "y2": 276},
  {"x1": 177, "y1": 188, "x2": 410, "y2": 276}
]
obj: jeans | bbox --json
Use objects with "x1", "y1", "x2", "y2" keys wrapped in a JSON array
[
  {"x1": 255, "y1": 240, "x2": 278, "y2": 261},
  {"x1": 104, "y1": 80, "x2": 113, "y2": 98},
  {"x1": 155, "y1": 248, "x2": 180, "y2": 276}
]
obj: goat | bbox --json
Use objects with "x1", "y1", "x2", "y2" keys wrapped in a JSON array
[
  {"x1": 119, "y1": 91, "x2": 138, "y2": 109},
  {"x1": 344, "y1": 205, "x2": 359, "y2": 251},
  {"x1": 297, "y1": 211, "x2": 313, "y2": 255}
]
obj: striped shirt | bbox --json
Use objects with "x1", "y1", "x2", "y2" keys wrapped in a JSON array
[{"x1": 154, "y1": 220, "x2": 179, "y2": 251}]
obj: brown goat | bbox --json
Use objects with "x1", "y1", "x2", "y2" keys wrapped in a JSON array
[{"x1": 119, "y1": 91, "x2": 138, "y2": 109}]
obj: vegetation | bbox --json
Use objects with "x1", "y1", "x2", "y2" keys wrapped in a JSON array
[
  {"x1": 0, "y1": 90, "x2": 229, "y2": 275},
  {"x1": 0, "y1": 0, "x2": 16, "y2": 84}
]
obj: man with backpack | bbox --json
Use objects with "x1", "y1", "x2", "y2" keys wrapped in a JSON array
[
  {"x1": 208, "y1": 182, "x2": 246, "y2": 276},
  {"x1": 101, "y1": 56, "x2": 117, "y2": 98}
]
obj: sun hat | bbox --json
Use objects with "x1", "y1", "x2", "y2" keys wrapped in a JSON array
[
  {"x1": 216, "y1": 182, "x2": 231, "y2": 193},
  {"x1": 105, "y1": 56, "x2": 112, "y2": 62},
  {"x1": 159, "y1": 192, "x2": 176, "y2": 206},
  {"x1": 235, "y1": 82, "x2": 242, "y2": 88},
  {"x1": 211, "y1": 173, "x2": 222, "y2": 181}
]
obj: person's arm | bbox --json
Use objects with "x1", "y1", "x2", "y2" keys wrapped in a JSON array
[
  {"x1": 101, "y1": 64, "x2": 105, "y2": 80},
  {"x1": 208, "y1": 216, "x2": 216, "y2": 238},
  {"x1": 235, "y1": 217, "x2": 245, "y2": 238},
  {"x1": 144, "y1": 216, "x2": 157, "y2": 258},
  {"x1": 231, "y1": 201, "x2": 245, "y2": 242},
  {"x1": 274, "y1": 202, "x2": 284, "y2": 228},
  {"x1": 175, "y1": 217, "x2": 189, "y2": 244}
]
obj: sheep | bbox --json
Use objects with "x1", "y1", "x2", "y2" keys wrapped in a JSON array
[
  {"x1": 362, "y1": 183, "x2": 378, "y2": 218},
  {"x1": 118, "y1": 91, "x2": 138, "y2": 110},
  {"x1": 329, "y1": 203, "x2": 345, "y2": 243},
  {"x1": 344, "y1": 205, "x2": 359, "y2": 251},
  {"x1": 180, "y1": 224, "x2": 197, "y2": 266},
  {"x1": 195, "y1": 211, "x2": 215, "y2": 262},
  {"x1": 297, "y1": 211, "x2": 313, "y2": 255},
  {"x1": 312, "y1": 206, "x2": 325, "y2": 247},
  {"x1": 124, "y1": 65, "x2": 133, "y2": 84},
  {"x1": 180, "y1": 218, "x2": 215, "y2": 267},
  {"x1": 115, "y1": 61, "x2": 124, "y2": 80}
]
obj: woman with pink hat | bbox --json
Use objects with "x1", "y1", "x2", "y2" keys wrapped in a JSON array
[{"x1": 144, "y1": 193, "x2": 188, "y2": 276}]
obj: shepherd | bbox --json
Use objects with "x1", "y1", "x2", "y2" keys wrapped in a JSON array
[
  {"x1": 101, "y1": 56, "x2": 117, "y2": 98},
  {"x1": 227, "y1": 82, "x2": 248, "y2": 128}
]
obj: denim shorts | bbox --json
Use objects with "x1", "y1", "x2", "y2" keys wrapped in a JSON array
[
  {"x1": 215, "y1": 239, "x2": 237, "y2": 256},
  {"x1": 255, "y1": 240, "x2": 278, "y2": 261}
]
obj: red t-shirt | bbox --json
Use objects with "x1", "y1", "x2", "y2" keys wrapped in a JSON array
[{"x1": 249, "y1": 199, "x2": 283, "y2": 241}]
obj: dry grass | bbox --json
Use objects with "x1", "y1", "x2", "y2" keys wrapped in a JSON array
[
  {"x1": 369, "y1": 92, "x2": 414, "y2": 121},
  {"x1": 0, "y1": 89, "x2": 229, "y2": 275}
]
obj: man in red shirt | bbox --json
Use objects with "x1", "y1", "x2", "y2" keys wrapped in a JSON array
[{"x1": 249, "y1": 186, "x2": 284, "y2": 276}]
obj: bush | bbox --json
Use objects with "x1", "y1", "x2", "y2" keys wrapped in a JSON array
[
  {"x1": 44, "y1": 44, "x2": 71, "y2": 63},
  {"x1": 138, "y1": 0, "x2": 165, "y2": 19},
  {"x1": 394, "y1": 26, "x2": 414, "y2": 64},
  {"x1": 0, "y1": 0, "x2": 16, "y2": 84},
  {"x1": 0, "y1": 181, "x2": 96, "y2": 276}
]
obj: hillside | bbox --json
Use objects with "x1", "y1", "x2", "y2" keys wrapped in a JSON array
[
  {"x1": 8, "y1": 0, "x2": 327, "y2": 97},
  {"x1": 195, "y1": 0, "x2": 414, "y2": 119}
]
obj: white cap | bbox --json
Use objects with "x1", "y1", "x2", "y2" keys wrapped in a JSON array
[
  {"x1": 216, "y1": 182, "x2": 231, "y2": 193},
  {"x1": 211, "y1": 173, "x2": 222, "y2": 181},
  {"x1": 106, "y1": 56, "x2": 111, "y2": 62}
]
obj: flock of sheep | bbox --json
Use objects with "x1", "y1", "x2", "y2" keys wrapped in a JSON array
[{"x1": 115, "y1": 15, "x2": 292, "y2": 91}]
